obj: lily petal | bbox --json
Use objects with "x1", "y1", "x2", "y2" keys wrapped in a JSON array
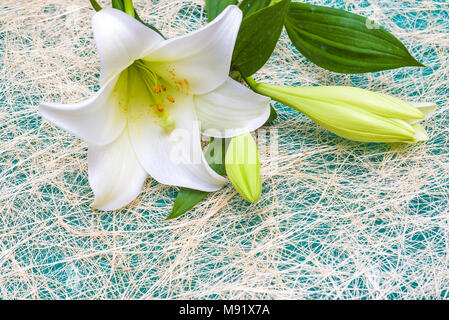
[
  {"x1": 143, "y1": 6, "x2": 242, "y2": 95},
  {"x1": 411, "y1": 124, "x2": 429, "y2": 142},
  {"x1": 89, "y1": 129, "x2": 148, "y2": 211},
  {"x1": 39, "y1": 75, "x2": 126, "y2": 146},
  {"x1": 128, "y1": 90, "x2": 227, "y2": 192},
  {"x1": 194, "y1": 78, "x2": 271, "y2": 138},
  {"x1": 410, "y1": 102, "x2": 436, "y2": 123},
  {"x1": 92, "y1": 8, "x2": 164, "y2": 84}
]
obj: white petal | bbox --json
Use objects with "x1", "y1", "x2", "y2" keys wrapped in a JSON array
[
  {"x1": 142, "y1": 6, "x2": 242, "y2": 95},
  {"x1": 39, "y1": 75, "x2": 126, "y2": 146},
  {"x1": 92, "y1": 8, "x2": 164, "y2": 84},
  {"x1": 194, "y1": 78, "x2": 271, "y2": 138},
  {"x1": 89, "y1": 129, "x2": 148, "y2": 211},
  {"x1": 412, "y1": 102, "x2": 436, "y2": 121},
  {"x1": 128, "y1": 91, "x2": 227, "y2": 192},
  {"x1": 411, "y1": 124, "x2": 429, "y2": 142}
]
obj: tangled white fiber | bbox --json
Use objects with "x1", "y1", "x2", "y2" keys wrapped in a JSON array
[{"x1": 0, "y1": 0, "x2": 448, "y2": 299}]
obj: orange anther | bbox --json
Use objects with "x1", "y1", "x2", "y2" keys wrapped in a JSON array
[
  {"x1": 153, "y1": 85, "x2": 161, "y2": 93},
  {"x1": 157, "y1": 104, "x2": 164, "y2": 112},
  {"x1": 162, "y1": 85, "x2": 167, "y2": 91},
  {"x1": 167, "y1": 95, "x2": 175, "y2": 103}
]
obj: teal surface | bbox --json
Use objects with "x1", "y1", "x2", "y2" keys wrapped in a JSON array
[{"x1": 0, "y1": 0, "x2": 448, "y2": 299}]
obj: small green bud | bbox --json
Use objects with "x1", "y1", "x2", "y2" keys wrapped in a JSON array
[
  {"x1": 255, "y1": 84, "x2": 435, "y2": 143},
  {"x1": 225, "y1": 133, "x2": 262, "y2": 204}
]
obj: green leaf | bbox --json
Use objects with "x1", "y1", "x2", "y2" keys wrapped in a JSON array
[
  {"x1": 123, "y1": 0, "x2": 135, "y2": 17},
  {"x1": 204, "y1": 139, "x2": 227, "y2": 176},
  {"x1": 89, "y1": 0, "x2": 102, "y2": 11},
  {"x1": 265, "y1": 105, "x2": 278, "y2": 125},
  {"x1": 285, "y1": 2, "x2": 424, "y2": 74},
  {"x1": 238, "y1": 0, "x2": 271, "y2": 17},
  {"x1": 166, "y1": 139, "x2": 227, "y2": 220},
  {"x1": 166, "y1": 189, "x2": 210, "y2": 221},
  {"x1": 111, "y1": 0, "x2": 166, "y2": 39},
  {"x1": 232, "y1": 0, "x2": 291, "y2": 77},
  {"x1": 111, "y1": 0, "x2": 125, "y2": 11},
  {"x1": 134, "y1": 10, "x2": 166, "y2": 39},
  {"x1": 205, "y1": 0, "x2": 238, "y2": 22}
]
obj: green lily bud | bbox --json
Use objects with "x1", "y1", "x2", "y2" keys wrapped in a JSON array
[
  {"x1": 255, "y1": 84, "x2": 435, "y2": 143},
  {"x1": 225, "y1": 133, "x2": 262, "y2": 203}
]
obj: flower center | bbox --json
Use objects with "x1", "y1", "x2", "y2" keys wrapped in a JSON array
[
  {"x1": 116, "y1": 59, "x2": 177, "y2": 133},
  {"x1": 135, "y1": 60, "x2": 177, "y2": 133}
]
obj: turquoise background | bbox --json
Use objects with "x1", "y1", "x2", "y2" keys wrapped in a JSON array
[{"x1": 0, "y1": 0, "x2": 448, "y2": 299}]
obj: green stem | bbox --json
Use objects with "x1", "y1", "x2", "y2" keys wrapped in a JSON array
[
  {"x1": 247, "y1": 79, "x2": 283, "y2": 104},
  {"x1": 244, "y1": 76, "x2": 259, "y2": 91},
  {"x1": 244, "y1": 76, "x2": 278, "y2": 124},
  {"x1": 124, "y1": 0, "x2": 135, "y2": 17},
  {"x1": 88, "y1": 0, "x2": 102, "y2": 11}
]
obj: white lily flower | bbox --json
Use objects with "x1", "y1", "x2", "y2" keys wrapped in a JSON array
[{"x1": 39, "y1": 6, "x2": 270, "y2": 211}]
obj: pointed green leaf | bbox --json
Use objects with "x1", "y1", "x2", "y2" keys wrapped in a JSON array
[
  {"x1": 265, "y1": 105, "x2": 278, "y2": 125},
  {"x1": 205, "y1": 0, "x2": 238, "y2": 22},
  {"x1": 166, "y1": 139, "x2": 227, "y2": 220},
  {"x1": 134, "y1": 10, "x2": 166, "y2": 39},
  {"x1": 238, "y1": 0, "x2": 271, "y2": 17},
  {"x1": 110, "y1": 0, "x2": 165, "y2": 39},
  {"x1": 232, "y1": 0, "x2": 291, "y2": 77},
  {"x1": 166, "y1": 188, "x2": 210, "y2": 221},
  {"x1": 123, "y1": 0, "x2": 135, "y2": 17},
  {"x1": 285, "y1": 2, "x2": 424, "y2": 74},
  {"x1": 89, "y1": 0, "x2": 102, "y2": 11},
  {"x1": 204, "y1": 139, "x2": 227, "y2": 176},
  {"x1": 111, "y1": 0, "x2": 125, "y2": 11}
]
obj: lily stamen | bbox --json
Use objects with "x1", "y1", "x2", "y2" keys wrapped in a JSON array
[{"x1": 167, "y1": 95, "x2": 175, "y2": 103}]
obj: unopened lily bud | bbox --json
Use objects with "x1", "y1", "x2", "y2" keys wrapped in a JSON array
[
  {"x1": 225, "y1": 133, "x2": 262, "y2": 203},
  {"x1": 255, "y1": 84, "x2": 435, "y2": 143}
]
